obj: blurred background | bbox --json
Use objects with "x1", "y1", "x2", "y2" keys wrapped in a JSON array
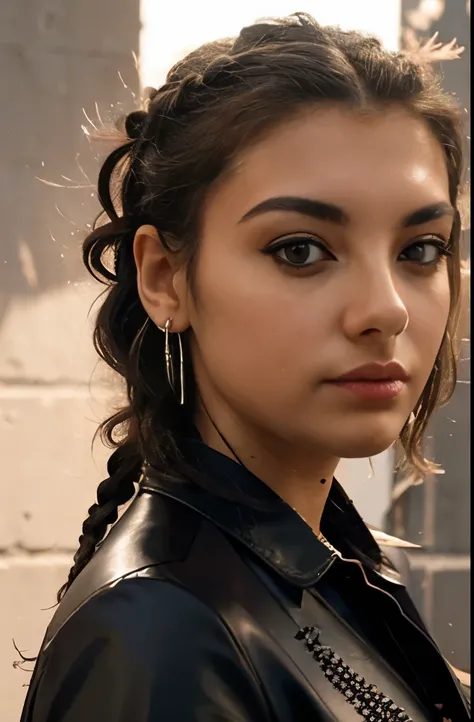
[{"x1": 0, "y1": 1, "x2": 469, "y2": 719}]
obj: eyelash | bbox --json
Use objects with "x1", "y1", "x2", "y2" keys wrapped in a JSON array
[
  {"x1": 263, "y1": 234, "x2": 453, "y2": 269},
  {"x1": 399, "y1": 238, "x2": 453, "y2": 265}
]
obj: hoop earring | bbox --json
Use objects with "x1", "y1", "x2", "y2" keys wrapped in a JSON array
[{"x1": 158, "y1": 318, "x2": 185, "y2": 406}]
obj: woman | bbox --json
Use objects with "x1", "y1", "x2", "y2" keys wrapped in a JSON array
[{"x1": 21, "y1": 13, "x2": 469, "y2": 722}]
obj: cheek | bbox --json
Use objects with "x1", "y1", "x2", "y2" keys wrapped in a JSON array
[
  {"x1": 407, "y1": 272, "x2": 451, "y2": 368},
  {"x1": 189, "y1": 251, "x2": 327, "y2": 400},
  {"x1": 194, "y1": 285, "x2": 301, "y2": 376}
]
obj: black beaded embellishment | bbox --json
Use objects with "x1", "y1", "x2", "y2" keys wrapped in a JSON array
[{"x1": 295, "y1": 626, "x2": 413, "y2": 721}]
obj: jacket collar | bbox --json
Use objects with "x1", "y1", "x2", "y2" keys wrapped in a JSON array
[{"x1": 141, "y1": 439, "x2": 390, "y2": 588}]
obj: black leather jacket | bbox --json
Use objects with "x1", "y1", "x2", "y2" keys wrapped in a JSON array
[{"x1": 21, "y1": 442, "x2": 470, "y2": 722}]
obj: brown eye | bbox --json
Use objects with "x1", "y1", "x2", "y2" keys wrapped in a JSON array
[
  {"x1": 399, "y1": 239, "x2": 450, "y2": 265},
  {"x1": 269, "y1": 239, "x2": 332, "y2": 267}
]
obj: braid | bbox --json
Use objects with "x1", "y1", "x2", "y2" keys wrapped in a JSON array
[{"x1": 57, "y1": 444, "x2": 142, "y2": 602}]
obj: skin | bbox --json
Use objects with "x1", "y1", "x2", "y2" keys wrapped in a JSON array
[{"x1": 134, "y1": 106, "x2": 453, "y2": 534}]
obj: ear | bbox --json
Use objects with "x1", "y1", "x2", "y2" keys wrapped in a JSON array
[{"x1": 133, "y1": 224, "x2": 189, "y2": 332}]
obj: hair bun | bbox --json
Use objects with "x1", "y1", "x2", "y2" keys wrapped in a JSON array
[{"x1": 125, "y1": 109, "x2": 148, "y2": 140}]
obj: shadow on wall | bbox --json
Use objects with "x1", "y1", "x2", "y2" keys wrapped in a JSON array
[{"x1": 0, "y1": 1, "x2": 141, "y2": 329}]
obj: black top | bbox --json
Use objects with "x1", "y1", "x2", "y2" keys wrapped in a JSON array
[{"x1": 20, "y1": 440, "x2": 470, "y2": 722}]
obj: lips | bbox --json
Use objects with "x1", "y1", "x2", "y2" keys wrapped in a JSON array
[
  {"x1": 326, "y1": 362, "x2": 409, "y2": 401},
  {"x1": 332, "y1": 362, "x2": 409, "y2": 383}
]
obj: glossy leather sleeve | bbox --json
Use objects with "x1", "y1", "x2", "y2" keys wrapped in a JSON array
[{"x1": 21, "y1": 578, "x2": 272, "y2": 722}]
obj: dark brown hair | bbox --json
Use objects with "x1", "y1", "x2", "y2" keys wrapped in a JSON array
[{"x1": 58, "y1": 13, "x2": 464, "y2": 601}]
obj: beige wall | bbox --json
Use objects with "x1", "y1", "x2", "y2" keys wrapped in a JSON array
[
  {"x1": 0, "y1": 284, "x2": 114, "y2": 721},
  {"x1": 0, "y1": 1, "x2": 140, "y2": 718}
]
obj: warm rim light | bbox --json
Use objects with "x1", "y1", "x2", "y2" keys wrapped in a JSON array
[{"x1": 139, "y1": 0, "x2": 401, "y2": 89}]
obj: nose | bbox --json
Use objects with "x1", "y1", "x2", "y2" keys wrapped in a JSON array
[{"x1": 342, "y1": 265, "x2": 409, "y2": 342}]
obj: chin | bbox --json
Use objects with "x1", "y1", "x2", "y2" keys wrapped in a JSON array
[
  {"x1": 323, "y1": 428, "x2": 399, "y2": 459},
  {"x1": 313, "y1": 410, "x2": 407, "y2": 459}
]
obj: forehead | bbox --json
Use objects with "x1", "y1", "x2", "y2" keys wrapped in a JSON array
[{"x1": 210, "y1": 106, "x2": 450, "y2": 220}]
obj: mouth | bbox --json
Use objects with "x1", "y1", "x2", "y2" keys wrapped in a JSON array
[{"x1": 326, "y1": 362, "x2": 409, "y2": 401}]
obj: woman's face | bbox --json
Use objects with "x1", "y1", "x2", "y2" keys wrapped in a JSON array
[{"x1": 184, "y1": 106, "x2": 454, "y2": 459}]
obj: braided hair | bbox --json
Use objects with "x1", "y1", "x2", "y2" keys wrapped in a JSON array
[{"x1": 59, "y1": 13, "x2": 465, "y2": 601}]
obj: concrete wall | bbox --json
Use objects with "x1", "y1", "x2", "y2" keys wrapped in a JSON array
[{"x1": 0, "y1": 2, "x2": 139, "y2": 720}]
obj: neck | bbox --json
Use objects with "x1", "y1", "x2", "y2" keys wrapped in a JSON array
[{"x1": 195, "y1": 405, "x2": 339, "y2": 536}]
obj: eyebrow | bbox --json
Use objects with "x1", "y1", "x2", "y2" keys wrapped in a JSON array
[
  {"x1": 238, "y1": 196, "x2": 455, "y2": 228},
  {"x1": 402, "y1": 202, "x2": 455, "y2": 227},
  {"x1": 239, "y1": 196, "x2": 349, "y2": 225}
]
